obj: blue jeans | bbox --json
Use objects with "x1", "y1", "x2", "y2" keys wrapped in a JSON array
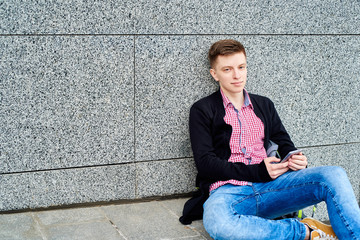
[{"x1": 203, "y1": 166, "x2": 360, "y2": 240}]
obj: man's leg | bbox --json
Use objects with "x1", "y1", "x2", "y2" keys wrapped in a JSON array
[
  {"x1": 203, "y1": 184, "x2": 307, "y2": 240},
  {"x1": 203, "y1": 166, "x2": 360, "y2": 240},
  {"x1": 252, "y1": 166, "x2": 360, "y2": 239}
]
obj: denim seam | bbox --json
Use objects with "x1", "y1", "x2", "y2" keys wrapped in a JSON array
[
  {"x1": 261, "y1": 180, "x2": 355, "y2": 239},
  {"x1": 230, "y1": 185, "x2": 260, "y2": 216},
  {"x1": 224, "y1": 180, "x2": 356, "y2": 239},
  {"x1": 260, "y1": 182, "x2": 316, "y2": 195},
  {"x1": 229, "y1": 183, "x2": 311, "y2": 216},
  {"x1": 230, "y1": 195, "x2": 257, "y2": 216},
  {"x1": 318, "y1": 182, "x2": 356, "y2": 239}
]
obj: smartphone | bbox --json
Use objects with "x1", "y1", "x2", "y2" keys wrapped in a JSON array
[{"x1": 279, "y1": 149, "x2": 303, "y2": 163}]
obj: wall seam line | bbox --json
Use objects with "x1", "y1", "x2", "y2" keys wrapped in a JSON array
[
  {"x1": 2, "y1": 142, "x2": 359, "y2": 175},
  {"x1": 133, "y1": 35, "x2": 139, "y2": 199},
  {"x1": 1, "y1": 33, "x2": 359, "y2": 37}
]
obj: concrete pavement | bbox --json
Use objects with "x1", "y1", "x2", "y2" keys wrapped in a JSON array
[{"x1": 0, "y1": 197, "x2": 212, "y2": 240}]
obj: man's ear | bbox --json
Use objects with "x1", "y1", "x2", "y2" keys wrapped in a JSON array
[{"x1": 210, "y1": 68, "x2": 219, "y2": 82}]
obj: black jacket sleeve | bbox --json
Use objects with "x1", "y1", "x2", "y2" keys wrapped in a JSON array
[{"x1": 189, "y1": 102, "x2": 272, "y2": 184}]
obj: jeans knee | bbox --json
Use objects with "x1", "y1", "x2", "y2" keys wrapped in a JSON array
[
  {"x1": 320, "y1": 166, "x2": 347, "y2": 180},
  {"x1": 203, "y1": 210, "x2": 246, "y2": 240},
  {"x1": 331, "y1": 166, "x2": 347, "y2": 178},
  {"x1": 203, "y1": 209, "x2": 226, "y2": 239},
  {"x1": 316, "y1": 166, "x2": 349, "y2": 189}
]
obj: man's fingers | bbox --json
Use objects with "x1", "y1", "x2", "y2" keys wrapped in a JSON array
[
  {"x1": 271, "y1": 165, "x2": 289, "y2": 179},
  {"x1": 288, "y1": 155, "x2": 308, "y2": 171},
  {"x1": 264, "y1": 158, "x2": 289, "y2": 179}
]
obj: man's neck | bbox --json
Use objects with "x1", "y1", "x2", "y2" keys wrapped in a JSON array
[{"x1": 223, "y1": 90, "x2": 245, "y2": 110}]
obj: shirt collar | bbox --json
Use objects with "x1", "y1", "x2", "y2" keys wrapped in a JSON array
[{"x1": 220, "y1": 88, "x2": 253, "y2": 109}]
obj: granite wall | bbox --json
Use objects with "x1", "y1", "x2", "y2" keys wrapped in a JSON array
[{"x1": 1, "y1": 1, "x2": 359, "y2": 219}]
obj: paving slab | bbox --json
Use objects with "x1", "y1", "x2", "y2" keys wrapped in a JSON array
[
  {"x1": 0, "y1": 198, "x2": 211, "y2": 240},
  {"x1": 159, "y1": 198, "x2": 211, "y2": 239},
  {"x1": 35, "y1": 207, "x2": 106, "y2": 226},
  {"x1": 44, "y1": 221, "x2": 123, "y2": 240},
  {"x1": 101, "y1": 200, "x2": 204, "y2": 240},
  {"x1": 0, "y1": 212, "x2": 43, "y2": 240}
]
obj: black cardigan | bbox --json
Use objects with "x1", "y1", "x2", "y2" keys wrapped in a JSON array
[{"x1": 179, "y1": 90, "x2": 296, "y2": 225}]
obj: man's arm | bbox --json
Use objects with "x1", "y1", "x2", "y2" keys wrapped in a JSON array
[{"x1": 189, "y1": 103, "x2": 272, "y2": 183}]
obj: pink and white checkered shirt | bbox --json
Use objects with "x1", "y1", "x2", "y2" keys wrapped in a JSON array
[{"x1": 209, "y1": 89, "x2": 268, "y2": 192}]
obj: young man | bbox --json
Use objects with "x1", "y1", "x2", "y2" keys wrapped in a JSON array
[{"x1": 180, "y1": 39, "x2": 360, "y2": 239}]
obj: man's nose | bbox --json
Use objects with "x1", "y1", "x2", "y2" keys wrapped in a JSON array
[{"x1": 233, "y1": 69, "x2": 241, "y2": 79}]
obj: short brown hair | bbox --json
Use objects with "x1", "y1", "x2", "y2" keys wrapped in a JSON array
[{"x1": 208, "y1": 39, "x2": 246, "y2": 68}]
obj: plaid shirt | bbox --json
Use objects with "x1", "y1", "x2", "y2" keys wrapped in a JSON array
[{"x1": 209, "y1": 89, "x2": 267, "y2": 192}]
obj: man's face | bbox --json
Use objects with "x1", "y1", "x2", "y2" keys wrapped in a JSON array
[{"x1": 210, "y1": 52, "x2": 247, "y2": 96}]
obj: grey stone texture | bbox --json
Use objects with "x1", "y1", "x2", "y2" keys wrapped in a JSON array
[
  {"x1": 0, "y1": 0, "x2": 359, "y2": 225},
  {"x1": 0, "y1": 165, "x2": 136, "y2": 211},
  {"x1": 0, "y1": 1, "x2": 135, "y2": 34},
  {"x1": 0, "y1": 198, "x2": 211, "y2": 240},
  {"x1": 136, "y1": 158, "x2": 197, "y2": 198},
  {"x1": 1, "y1": 36, "x2": 135, "y2": 173},
  {"x1": 0, "y1": 212, "x2": 44, "y2": 240},
  {"x1": 1, "y1": 0, "x2": 359, "y2": 34}
]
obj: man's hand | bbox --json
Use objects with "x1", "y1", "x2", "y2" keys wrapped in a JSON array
[
  {"x1": 264, "y1": 157, "x2": 289, "y2": 180},
  {"x1": 288, "y1": 153, "x2": 307, "y2": 171}
]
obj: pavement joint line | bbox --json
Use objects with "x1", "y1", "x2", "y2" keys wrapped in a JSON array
[
  {"x1": 157, "y1": 201, "x2": 205, "y2": 239},
  {"x1": 158, "y1": 201, "x2": 181, "y2": 219},
  {"x1": 99, "y1": 207, "x2": 128, "y2": 240},
  {"x1": 108, "y1": 219, "x2": 128, "y2": 240},
  {"x1": 185, "y1": 224, "x2": 208, "y2": 239},
  {"x1": 31, "y1": 212, "x2": 48, "y2": 240}
]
